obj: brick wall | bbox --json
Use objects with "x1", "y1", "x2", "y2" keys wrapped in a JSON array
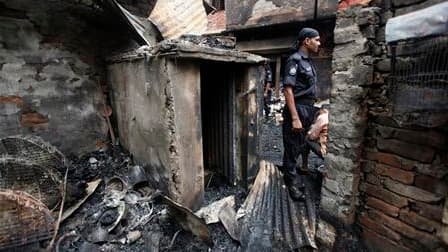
[
  {"x1": 0, "y1": 0, "x2": 137, "y2": 155},
  {"x1": 355, "y1": 0, "x2": 448, "y2": 251},
  {"x1": 327, "y1": 0, "x2": 447, "y2": 250}
]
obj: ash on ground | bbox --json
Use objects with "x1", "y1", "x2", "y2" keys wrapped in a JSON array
[
  {"x1": 20, "y1": 99, "x2": 364, "y2": 252},
  {"x1": 44, "y1": 145, "x2": 245, "y2": 252}
]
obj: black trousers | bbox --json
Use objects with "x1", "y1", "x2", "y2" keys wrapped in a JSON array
[{"x1": 282, "y1": 103, "x2": 319, "y2": 185}]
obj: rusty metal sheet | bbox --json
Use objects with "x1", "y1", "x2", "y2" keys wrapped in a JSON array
[
  {"x1": 226, "y1": 0, "x2": 316, "y2": 31},
  {"x1": 149, "y1": 0, "x2": 208, "y2": 39},
  {"x1": 0, "y1": 190, "x2": 55, "y2": 250},
  {"x1": 237, "y1": 160, "x2": 317, "y2": 251}
]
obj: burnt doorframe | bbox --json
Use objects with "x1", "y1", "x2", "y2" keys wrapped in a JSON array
[
  {"x1": 200, "y1": 61, "x2": 237, "y2": 186},
  {"x1": 199, "y1": 61, "x2": 261, "y2": 188}
]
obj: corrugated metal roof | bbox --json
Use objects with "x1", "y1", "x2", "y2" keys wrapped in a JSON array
[
  {"x1": 237, "y1": 160, "x2": 317, "y2": 251},
  {"x1": 148, "y1": 0, "x2": 208, "y2": 39}
]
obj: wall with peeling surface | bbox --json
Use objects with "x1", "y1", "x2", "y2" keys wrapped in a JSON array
[
  {"x1": 225, "y1": 0, "x2": 337, "y2": 30},
  {"x1": 0, "y1": 1, "x2": 120, "y2": 155},
  {"x1": 107, "y1": 56, "x2": 204, "y2": 209}
]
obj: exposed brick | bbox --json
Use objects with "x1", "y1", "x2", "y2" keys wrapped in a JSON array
[
  {"x1": 0, "y1": 95, "x2": 24, "y2": 107},
  {"x1": 363, "y1": 151, "x2": 414, "y2": 170},
  {"x1": 369, "y1": 209, "x2": 441, "y2": 249},
  {"x1": 378, "y1": 163, "x2": 414, "y2": 184},
  {"x1": 399, "y1": 209, "x2": 441, "y2": 232},
  {"x1": 415, "y1": 175, "x2": 448, "y2": 196},
  {"x1": 410, "y1": 201, "x2": 444, "y2": 222},
  {"x1": 362, "y1": 228, "x2": 412, "y2": 252},
  {"x1": 393, "y1": 128, "x2": 446, "y2": 149},
  {"x1": 377, "y1": 125, "x2": 446, "y2": 149},
  {"x1": 338, "y1": 0, "x2": 372, "y2": 10},
  {"x1": 365, "y1": 173, "x2": 381, "y2": 185},
  {"x1": 377, "y1": 138, "x2": 435, "y2": 163},
  {"x1": 384, "y1": 178, "x2": 444, "y2": 203},
  {"x1": 400, "y1": 158, "x2": 419, "y2": 171},
  {"x1": 367, "y1": 196, "x2": 400, "y2": 217},
  {"x1": 207, "y1": 10, "x2": 226, "y2": 33},
  {"x1": 399, "y1": 236, "x2": 431, "y2": 252},
  {"x1": 361, "y1": 160, "x2": 376, "y2": 173},
  {"x1": 362, "y1": 182, "x2": 408, "y2": 207},
  {"x1": 359, "y1": 212, "x2": 401, "y2": 241},
  {"x1": 20, "y1": 111, "x2": 49, "y2": 127}
]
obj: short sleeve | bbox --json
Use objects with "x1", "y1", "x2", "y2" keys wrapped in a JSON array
[{"x1": 283, "y1": 59, "x2": 297, "y2": 87}]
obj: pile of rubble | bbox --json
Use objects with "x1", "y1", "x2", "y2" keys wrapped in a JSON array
[
  {"x1": 0, "y1": 134, "x2": 350, "y2": 251},
  {"x1": 0, "y1": 135, "x2": 247, "y2": 251}
]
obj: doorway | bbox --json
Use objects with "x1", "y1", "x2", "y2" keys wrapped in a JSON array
[{"x1": 200, "y1": 62, "x2": 236, "y2": 185}]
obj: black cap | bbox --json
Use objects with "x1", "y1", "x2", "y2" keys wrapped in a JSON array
[{"x1": 298, "y1": 27, "x2": 320, "y2": 42}]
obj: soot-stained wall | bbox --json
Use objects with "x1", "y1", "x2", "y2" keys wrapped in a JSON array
[{"x1": 0, "y1": 0, "x2": 136, "y2": 155}]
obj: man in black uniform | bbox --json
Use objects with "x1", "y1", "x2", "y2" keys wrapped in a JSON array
[{"x1": 282, "y1": 27, "x2": 321, "y2": 201}]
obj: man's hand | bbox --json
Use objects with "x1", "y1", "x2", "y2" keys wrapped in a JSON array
[{"x1": 291, "y1": 118, "x2": 304, "y2": 133}]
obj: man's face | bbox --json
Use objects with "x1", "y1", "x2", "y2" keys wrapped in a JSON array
[{"x1": 305, "y1": 36, "x2": 321, "y2": 53}]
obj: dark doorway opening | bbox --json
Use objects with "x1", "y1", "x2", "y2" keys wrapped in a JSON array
[{"x1": 200, "y1": 62, "x2": 236, "y2": 186}]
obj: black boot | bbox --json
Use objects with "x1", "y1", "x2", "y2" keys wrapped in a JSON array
[{"x1": 288, "y1": 184, "x2": 305, "y2": 201}]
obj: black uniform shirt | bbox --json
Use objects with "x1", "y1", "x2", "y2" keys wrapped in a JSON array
[{"x1": 283, "y1": 50, "x2": 317, "y2": 100}]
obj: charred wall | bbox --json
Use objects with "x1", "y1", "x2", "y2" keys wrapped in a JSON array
[
  {"x1": 225, "y1": 0, "x2": 337, "y2": 30},
  {"x1": 107, "y1": 55, "x2": 204, "y2": 209},
  {"x1": 0, "y1": 0, "x2": 137, "y2": 155}
]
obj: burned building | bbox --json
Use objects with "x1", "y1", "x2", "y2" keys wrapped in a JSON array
[
  {"x1": 0, "y1": 0, "x2": 447, "y2": 251},
  {"x1": 107, "y1": 39, "x2": 265, "y2": 209}
]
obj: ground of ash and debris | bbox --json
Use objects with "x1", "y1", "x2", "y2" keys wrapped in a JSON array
[
  {"x1": 43, "y1": 146, "x2": 245, "y2": 252},
  {"x1": 18, "y1": 100, "x2": 363, "y2": 252}
]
